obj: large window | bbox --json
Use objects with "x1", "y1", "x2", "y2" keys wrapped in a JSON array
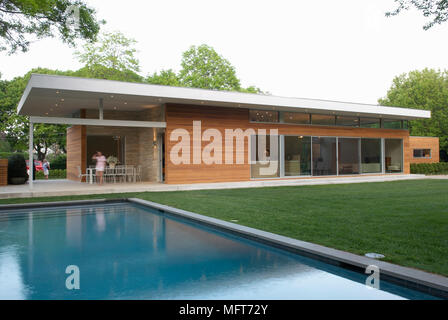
[
  {"x1": 312, "y1": 137, "x2": 337, "y2": 176},
  {"x1": 360, "y1": 118, "x2": 380, "y2": 128},
  {"x1": 338, "y1": 138, "x2": 360, "y2": 175},
  {"x1": 283, "y1": 112, "x2": 310, "y2": 125},
  {"x1": 382, "y1": 119, "x2": 402, "y2": 129},
  {"x1": 249, "y1": 110, "x2": 279, "y2": 123},
  {"x1": 248, "y1": 110, "x2": 405, "y2": 129},
  {"x1": 284, "y1": 136, "x2": 311, "y2": 176},
  {"x1": 385, "y1": 139, "x2": 403, "y2": 173},
  {"x1": 311, "y1": 114, "x2": 336, "y2": 126},
  {"x1": 336, "y1": 116, "x2": 359, "y2": 127},
  {"x1": 250, "y1": 135, "x2": 280, "y2": 178},
  {"x1": 361, "y1": 139, "x2": 382, "y2": 173},
  {"x1": 413, "y1": 149, "x2": 431, "y2": 158}
]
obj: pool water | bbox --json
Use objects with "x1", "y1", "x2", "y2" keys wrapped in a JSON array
[{"x1": 0, "y1": 203, "x2": 438, "y2": 300}]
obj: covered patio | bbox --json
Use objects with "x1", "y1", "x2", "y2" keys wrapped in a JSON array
[{"x1": 18, "y1": 74, "x2": 167, "y2": 188}]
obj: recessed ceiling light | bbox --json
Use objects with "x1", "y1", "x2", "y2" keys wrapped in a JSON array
[
  {"x1": 45, "y1": 112, "x2": 49, "y2": 115},
  {"x1": 110, "y1": 95, "x2": 114, "y2": 98},
  {"x1": 60, "y1": 98, "x2": 64, "y2": 102},
  {"x1": 55, "y1": 104, "x2": 58, "y2": 107},
  {"x1": 113, "y1": 107, "x2": 117, "y2": 110},
  {"x1": 124, "y1": 102, "x2": 127, "y2": 105},
  {"x1": 56, "y1": 91, "x2": 60, "y2": 94}
]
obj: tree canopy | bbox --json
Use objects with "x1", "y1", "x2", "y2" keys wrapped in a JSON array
[
  {"x1": 146, "y1": 44, "x2": 264, "y2": 93},
  {"x1": 379, "y1": 68, "x2": 448, "y2": 161},
  {"x1": 0, "y1": 0, "x2": 103, "y2": 54},
  {"x1": 178, "y1": 44, "x2": 241, "y2": 91},
  {"x1": 74, "y1": 31, "x2": 143, "y2": 82},
  {"x1": 386, "y1": 0, "x2": 448, "y2": 30},
  {"x1": 0, "y1": 68, "x2": 71, "y2": 158}
]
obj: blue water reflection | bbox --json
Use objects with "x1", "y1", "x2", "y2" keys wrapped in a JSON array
[{"x1": 0, "y1": 203, "x2": 438, "y2": 300}]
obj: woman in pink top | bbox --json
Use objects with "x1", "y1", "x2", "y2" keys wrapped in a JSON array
[{"x1": 92, "y1": 151, "x2": 107, "y2": 185}]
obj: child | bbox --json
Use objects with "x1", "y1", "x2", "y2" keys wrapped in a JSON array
[{"x1": 42, "y1": 159, "x2": 50, "y2": 180}]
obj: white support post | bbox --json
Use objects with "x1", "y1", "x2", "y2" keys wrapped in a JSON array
[
  {"x1": 29, "y1": 121, "x2": 34, "y2": 189},
  {"x1": 99, "y1": 98, "x2": 104, "y2": 120}
]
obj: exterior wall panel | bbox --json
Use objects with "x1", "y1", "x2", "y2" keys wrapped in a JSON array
[
  {"x1": 66, "y1": 125, "x2": 86, "y2": 181},
  {"x1": 409, "y1": 136, "x2": 439, "y2": 163},
  {"x1": 165, "y1": 104, "x2": 411, "y2": 184}
]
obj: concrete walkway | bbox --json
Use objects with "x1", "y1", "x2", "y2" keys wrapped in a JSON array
[{"x1": 0, "y1": 174, "x2": 433, "y2": 199}]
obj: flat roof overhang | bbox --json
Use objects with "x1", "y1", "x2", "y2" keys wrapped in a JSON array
[{"x1": 17, "y1": 74, "x2": 431, "y2": 121}]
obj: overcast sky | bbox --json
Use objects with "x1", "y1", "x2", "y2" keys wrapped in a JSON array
[{"x1": 1, "y1": 0, "x2": 447, "y2": 104}]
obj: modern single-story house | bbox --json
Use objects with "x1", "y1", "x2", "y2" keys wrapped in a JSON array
[{"x1": 17, "y1": 74, "x2": 433, "y2": 186}]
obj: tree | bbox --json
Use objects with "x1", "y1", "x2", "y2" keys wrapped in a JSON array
[
  {"x1": 386, "y1": 0, "x2": 448, "y2": 30},
  {"x1": 379, "y1": 69, "x2": 448, "y2": 161},
  {"x1": 178, "y1": 44, "x2": 241, "y2": 91},
  {"x1": 75, "y1": 31, "x2": 142, "y2": 82},
  {"x1": 0, "y1": 0, "x2": 103, "y2": 54},
  {"x1": 146, "y1": 69, "x2": 181, "y2": 87},
  {"x1": 0, "y1": 68, "x2": 70, "y2": 158}
]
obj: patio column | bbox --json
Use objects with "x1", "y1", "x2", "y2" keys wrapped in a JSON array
[
  {"x1": 99, "y1": 98, "x2": 104, "y2": 120},
  {"x1": 29, "y1": 121, "x2": 34, "y2": 189}
]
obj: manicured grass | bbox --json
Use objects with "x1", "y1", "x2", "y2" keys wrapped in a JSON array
[{"x1": 0, "y1": 179, "x2": 447, "y2": 276}]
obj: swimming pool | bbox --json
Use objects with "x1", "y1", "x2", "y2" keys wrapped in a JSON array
[{"x1": 0, "y1": 202, "x2": 440, "y2": 300}]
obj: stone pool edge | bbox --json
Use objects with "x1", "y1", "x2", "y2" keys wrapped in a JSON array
[{"x1": 128, "y1": 198, "x2": 448, "y2": 299}]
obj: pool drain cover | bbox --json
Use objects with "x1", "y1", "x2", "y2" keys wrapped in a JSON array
[{"x1": 365, "y1": 253, "x2": 385, "y2": 259}]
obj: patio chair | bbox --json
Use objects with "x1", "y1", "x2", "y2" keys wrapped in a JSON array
[
  {"x1": 125, "y1": 165, "x2": 135, "y2": 183},
  {"x1": 114, "y1": 165, "x2": 126, "y2": 183},
  {"x1": 135, "y1": 165, "x2": 142, "y2": 182},
  {"x1": 77, "y1": 166, "x2": 90, "y2": 183},
  {"x1": 104, "y1": 167, "x2": 116, "y2": 183}
]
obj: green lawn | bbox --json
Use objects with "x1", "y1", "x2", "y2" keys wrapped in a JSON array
[{"x1": 1, "y1": 179, "x2": 447, "y2": 276}]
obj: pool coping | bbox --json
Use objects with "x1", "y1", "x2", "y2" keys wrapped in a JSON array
[{"x1": 0, "y1": 198, "x2": 447, "y2": 299}]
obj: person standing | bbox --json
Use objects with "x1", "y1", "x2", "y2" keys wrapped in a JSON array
[
  {"x1": 92, "y1": 151, "x2": 107, "y2": 185},
  {"x1": 42, "y1": 159, "x2": 50, "y2": 180}
]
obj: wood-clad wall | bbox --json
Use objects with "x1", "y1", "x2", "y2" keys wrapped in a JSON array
[
  {"x1": 165, "y1": 104, "x2": 411, "y2": 184},
  {"x1": 66, "y1": 125, "x2": 86, "y2": 181},
  {"x1": 409, "y1": 136, "x2": 439, "y2": 163}
]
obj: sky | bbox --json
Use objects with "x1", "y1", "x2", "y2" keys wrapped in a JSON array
[{"x1": 1, "y1": 0, "x2": 447, "y2": 104}]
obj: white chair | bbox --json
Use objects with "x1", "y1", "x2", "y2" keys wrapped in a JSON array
[
  {"x1": 114, "y1": 165, "x2": 126, "y2": 183},
  {"x1": 125, "y1": 166, "x2": 135, "y2": 183},
  {"x1": 135, "y1": 165, "x2": 142, "y2": 182},
  {"x1": 104, "y1": 167, "x2": 116, "y2": 183},
  {"x1": 77, "y1": 166, "x2": 90, "y2": 183}
]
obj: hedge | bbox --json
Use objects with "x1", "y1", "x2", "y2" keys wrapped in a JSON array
[
  {"x1": 0, "y1": 152, "x2": 28, "y2": 159},
  {"x1": 48, "y1": 154, "x2": 66, "y2": 170},
  {"x1": 410, "y1": 163, "x2": 448, "y2": 175},
  {"x1": 35, "y1": 169, "x2": 67, "y2": 180}
]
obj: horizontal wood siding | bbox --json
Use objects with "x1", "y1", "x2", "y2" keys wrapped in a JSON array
[
  {"x1": 165, "y1": 104, "x2": 411, "y2": 184},
  {"x1": 409, "y1": 136, "x2": 439, "y2": 163}
]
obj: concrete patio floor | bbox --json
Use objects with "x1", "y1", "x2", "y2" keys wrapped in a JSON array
[{"x1": 0, "y1": 174, "x2": 437, "y2": 199}]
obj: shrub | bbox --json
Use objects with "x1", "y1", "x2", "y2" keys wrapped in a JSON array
[
  {"x1": 48, "y1": 154, "x2": 67, "y2": 170},
  {"x1": 410, "y1": 163, "x2": 448, "y2": 175},
  {"x1": 0, "y1": 152, "x2": 27, "y2": 159},
  {"x1": 35, "y1": 169, "x2": 67, "y2": 180},
  {"x1": 7, "y1": 154, "x2": 29, "y2": 184}
]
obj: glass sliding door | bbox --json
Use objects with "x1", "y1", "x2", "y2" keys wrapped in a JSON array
[
  {"x1": 284, "y1": 136, "x2": 311, "y2": 176},
  {"x1": 250, "y1": 135, "x2": 280, "y2": 179},
  {"x1": 360, "y1": 139, "x2": 382, "y2": 173},
  {"x1": 312, "y1": 137, "x2": 337, "y2": 176},
  {"x1": 385, "y1": 139, "x2": 403, "y2": 173},
  {"x1": 338, "y1": 138, "x2": 360, "y2": 175}
]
